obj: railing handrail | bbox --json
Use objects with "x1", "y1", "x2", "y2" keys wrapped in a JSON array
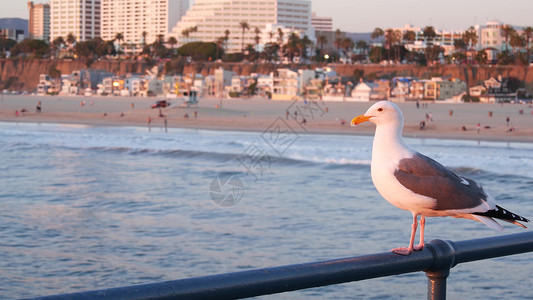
[{"x1": 25, "y1": 231, "x2": 533, "y2": 300}]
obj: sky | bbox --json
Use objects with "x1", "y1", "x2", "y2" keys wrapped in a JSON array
[{"x1": 2, "y1": 0, "x2": 533, "y2": 33}]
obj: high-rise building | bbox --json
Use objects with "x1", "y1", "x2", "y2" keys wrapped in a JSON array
[
  {"x1": 50, "y1": 0, "x2": 101, "y2": 42},
  {"x1": 100, "y1": 0, "x2": 189, "y2": 53},
  {"x1": 311, "y1": 12, "x2": 332, "y2": 32},
  {"x1": 28, "y1": 1, "x2": 50, "y2": 42},
  {"x1": 169, "y1": 0, "x2": 313, "y2": 53}
]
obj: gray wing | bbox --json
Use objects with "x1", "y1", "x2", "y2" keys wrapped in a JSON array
[{"x1": 394, "y1": 152, "x2": 487, "y2": 211}]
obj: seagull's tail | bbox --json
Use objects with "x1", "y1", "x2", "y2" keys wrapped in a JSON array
[
  {"x1": 473, "y1": 205, "x2": 529, "y2": 230},
  {"x1": 472, "y1": 215, "x2": 505, "y2": 231}
]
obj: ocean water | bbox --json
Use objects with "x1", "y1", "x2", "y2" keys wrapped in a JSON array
[{"x1": 0, "y1": 121, "x2": 532, "y2": 299}]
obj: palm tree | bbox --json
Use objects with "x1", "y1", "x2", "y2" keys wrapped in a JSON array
[
  {"x1": 167, "y1": 36, "x2": 177, "y2": 55},
  {"x1": 277, "y1": 28, "x2": 284, "y2": 45},
  {"x1": 301, "y1": 35, "x2": 312, "y2": 60},
  {"x1": 253, "y1": 27, "x2": 261, "y2": 51},
  {"x1": 385, "y1": 28, "x2": 396, "y2": 61},
  {"x1": 462, "y1": 26, "x2": 478, "y2": 50},
  {"x1": 333, "y1": 29, "x2": 342, "y2": 57},
  {"x1": 283, "y1": 33, "x2": 300, "y2": 62},
  {"x1": 523, "y1": 26, "x2": 533, "y2": 62},
  {"x1": 239, "y1": 21, "x2": 250, "y2": 53},
  {"x1": 509, "y1": 32, "x2": 524, "y2": 57},
  {"x1": 66, "y1": 33, "x2": 76, "y2": 48},
  {"x1": 355, "y1": 40, "x2": 368, "y2": 55},
  {"x1": 403, "y1": 30, "x2": 416, "y2": 44},
  {"x1": 215, "y1": 36, "x2": 225, "y2": 59},
  {"x1": 422, "y1": 26, "x2": 436, "y2": 45},
  {"x1": 317, "y1": 35, "x2": 327, "y2": 52},
  {"x1": 51, "y1": 36, "x2": 65, "y2": 58},
  {"x1": 142, "y1": 31, "x2": 148, "y2": 46},
  {"x1": 371, "y1": 27, "x2": 384, "y2": 43},
  {"x1": 341, "y1": 37, "x2": 354, "y2": 59},
  {"x1": 224, "y1": 29, "x2": 230, "y2": 52},
  {"x1": 115, "y1": 32, "x2": 124, "y2": 57},
  {"x1": 371, "y1": 28, "x2": 384, "y2": 62},
  {"x1": 189, "y1": 26, "x2": 198, "y2": 40},
  {"x1": 268, "y1": 31, "x2": 275, "y2": 43},
  {"x1": 500, "y1": 24, "x2": 514, "y2": 53},
  {"x1": 181, "y1": 28, "x2": 190, "y2": 43}
]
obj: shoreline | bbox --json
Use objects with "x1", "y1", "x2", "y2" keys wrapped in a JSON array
[{"x1": 1, "y1": 95, "x2": 532, "y2": 143}]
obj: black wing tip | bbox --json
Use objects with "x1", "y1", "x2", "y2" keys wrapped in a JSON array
[{"x1": 474, "y1": 205, "x2": 530, "y2": 224}]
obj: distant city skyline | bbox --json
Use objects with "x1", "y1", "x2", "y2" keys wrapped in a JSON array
[{"x1": 1, "y1": 0, "x2": 533, "y2": 32}]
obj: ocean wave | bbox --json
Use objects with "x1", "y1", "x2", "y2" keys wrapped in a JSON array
[
  {"x1": 450, "y1": 166, "x2": 531, "y2": 181},
  {"x1": 81, "y1": 145, "x2": 375, "y2": 169}
]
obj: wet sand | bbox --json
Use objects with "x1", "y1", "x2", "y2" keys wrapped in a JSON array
[{"x1": 1, "y1": 94, "x2": 532, "y2": 143}]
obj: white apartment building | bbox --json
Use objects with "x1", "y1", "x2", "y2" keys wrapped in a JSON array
[
  {"x1": 28, "y1": 1, "x2": 50, "y2": 42},
  {"x1": 169, "y1": 0, "x2": 313, "y2": 53},
  {"x1": 311, "y1": 12, "x2": 332, "y2": 32},
  {"x1": 50, "y1": 0, "x2": 100, "y2": 42},
  {"x1": 479, "y1": 20, "x2": 506, "y2": 51},
  {"x1": 100, "y1": 0, "x2": 189, "y2": 52}
]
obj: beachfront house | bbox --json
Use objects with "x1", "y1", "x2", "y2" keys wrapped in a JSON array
[
  {"x1": 230, "y1": 76, "x2": 244, "y2": 95},
  {"x1": 214, "y1": 68, "x2": 237, "y2": 98},
  {"x1": 298, "y1": 69, "x2": 316, "y2": 95},
  {"x1": 479, "y1": 76, "x2": 517, "y2": 103},
  {"x1": 203, "y1": 75, "x2": 215, "y2": 96},
  {"x1": 255, "y1": 73, "x2": 274, "y2": 98},
  {"x1": 437, "y1": 78, "x2": 467, "y2": 100},
  {"x1": 469, "y1": 85, "x2": 486, "y2": 97},
  {"x1": 424, "y1": 80, "x2": 438, "y2": 100},
  {"x1": 410, "y1": 80, "x2": 426, "y2": 99},
  {"x1": 37, "y1": 74, "x2": 60, "y2": 95},
  {"x1": 322, "y1": 78, "x2": 347, "y2": 101},
  {"x1": 271, "y1": 68, "x2": 299, "y2": 101},
  {"x1": 351, "y1": 82, "x2": 377, "y2": 101},
  {"x1": 391, "y1": 77, "x2": 412, "y2": 100},
  {"x1": 59, "y1": 74, "x2": 79, "y2": 95}
]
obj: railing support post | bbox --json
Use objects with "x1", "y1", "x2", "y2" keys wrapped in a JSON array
[
  {"x1": 425, "y1": 239, "x2": 458, "y2": 300},
  {"x1": 426, "y1": 268, "x2": 449, "y2": 300}
]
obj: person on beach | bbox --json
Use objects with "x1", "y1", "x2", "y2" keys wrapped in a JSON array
[
  {"x1": 194, "y1": 111, "x2": 198, "y2": 119},
  {"x1": 477, "y1": 122, "x2": 480, "y2": 133},
  {"x1": 506, "y1": 116, "x2": 510, "y2": 127},
  {"x1": 36, "y1": 102, "x2": 41, "y2": 113}
]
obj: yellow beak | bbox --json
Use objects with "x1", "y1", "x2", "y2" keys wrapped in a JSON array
[{"x1": 351, "y1": 114, "x2": 372, "y2": 126}]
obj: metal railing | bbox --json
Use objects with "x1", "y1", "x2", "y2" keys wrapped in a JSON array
[{"x1": 27, "y1": 232, "x2": 533, "y2": 300}]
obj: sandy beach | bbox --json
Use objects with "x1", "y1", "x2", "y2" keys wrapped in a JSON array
[{"x1": 1, "y1": 94, "x2": 532, "y2": 143}]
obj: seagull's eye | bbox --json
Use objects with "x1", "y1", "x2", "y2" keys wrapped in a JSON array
[{"x1": 377, "y1": 108, "x2": 383, "y2": 112}]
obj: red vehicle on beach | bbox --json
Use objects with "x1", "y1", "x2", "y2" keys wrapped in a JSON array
[{"x1": 151, "y1": 100, "x2": 170, "y2": 108}]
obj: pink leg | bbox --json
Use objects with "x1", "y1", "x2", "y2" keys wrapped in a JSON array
[
  {"x1": 391, "y1": 213, "x2": 419, "y2": 255},
  {"x1": 413, "y1": 216, "x2": 425, "y2": 251}
]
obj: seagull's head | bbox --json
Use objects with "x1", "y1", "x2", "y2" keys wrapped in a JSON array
[{"x1": 351, "y1": 101, "x2": 404, "y2": 127}]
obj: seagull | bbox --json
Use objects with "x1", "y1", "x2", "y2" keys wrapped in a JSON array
[{"x1": 351, "y1": 101, "x2": 529, "y2": 255}]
